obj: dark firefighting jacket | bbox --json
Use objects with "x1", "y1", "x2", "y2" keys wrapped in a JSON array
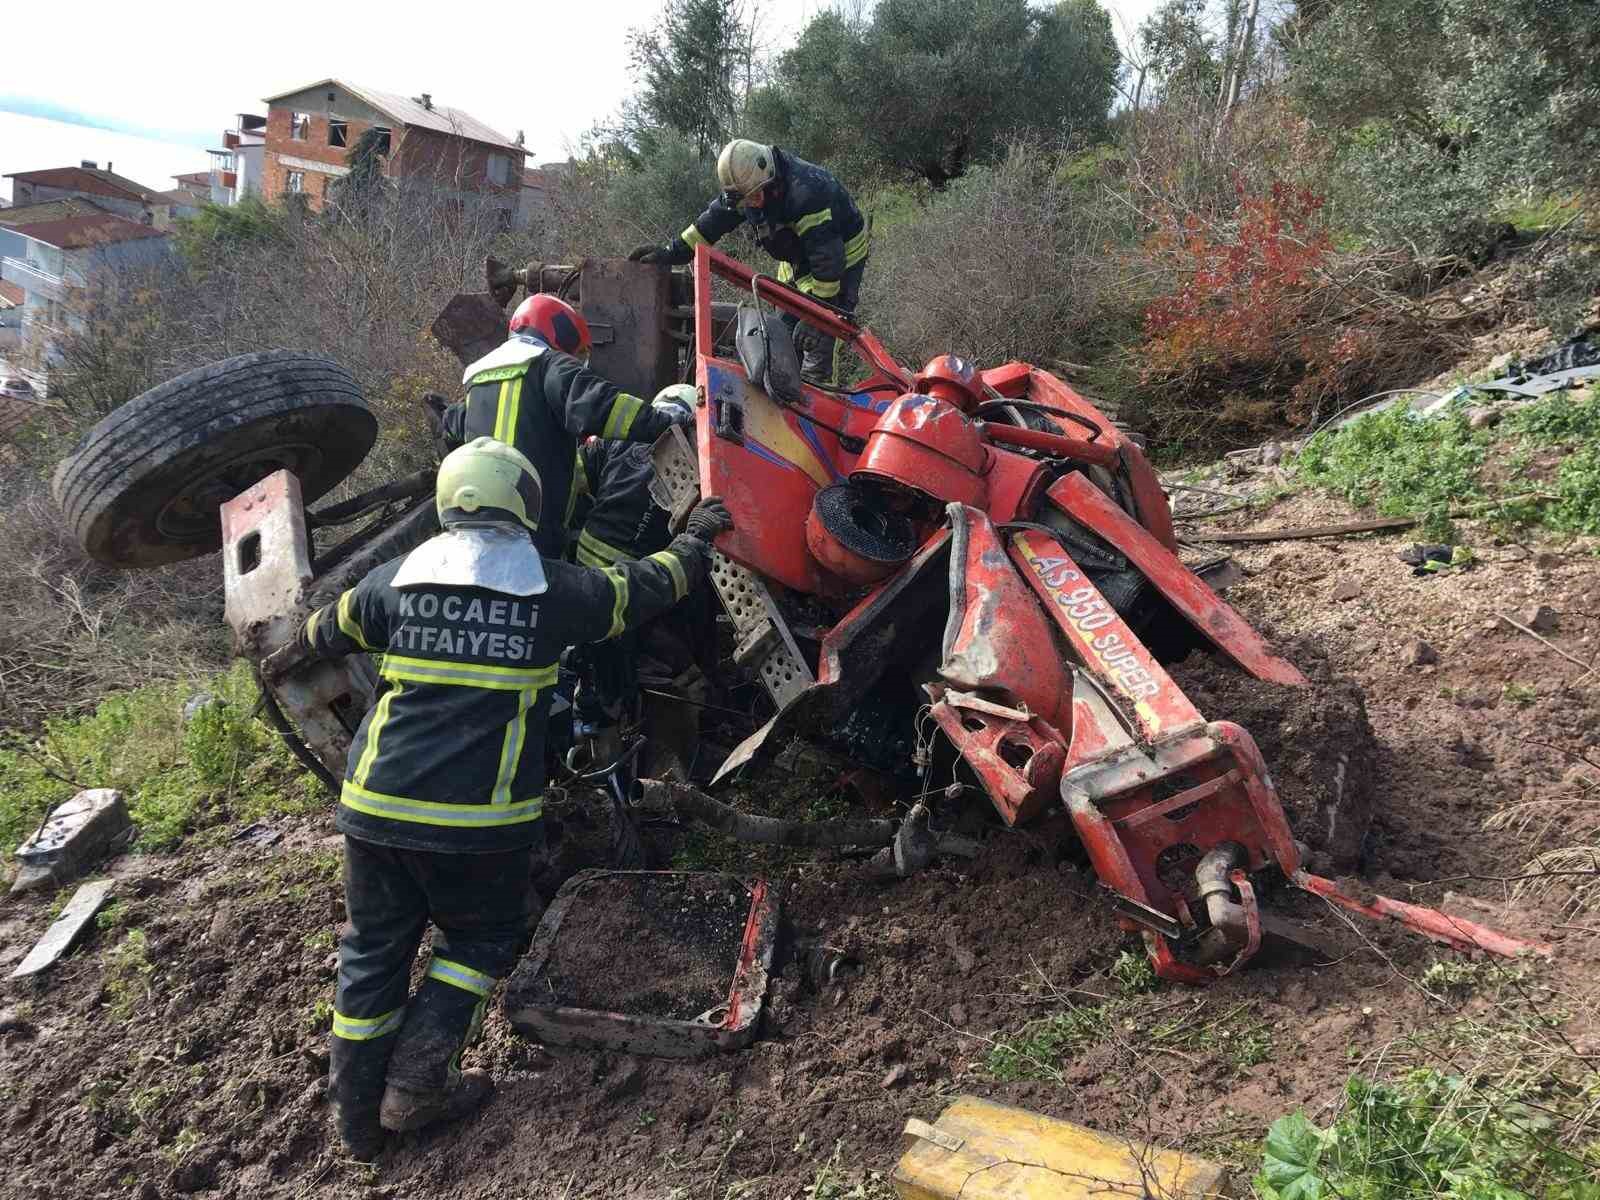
[
  {"x1": 573, "y1": 439, "x2": 671, "y2": 568},
  {"x1": 293, "y1": 538, "x2": 702, "y2": 854},
  {"x1": 441, "y1": 337, "x2": 678, "y2": 558},
  {"x1": 673, "y1": 148, "x2": 869, "y2": 302}
]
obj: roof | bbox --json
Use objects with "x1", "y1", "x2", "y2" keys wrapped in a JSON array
[
  {"x1": 173, "y1": 171, "x2": 211, "y2": 187},
  {"x1": 261, "y1": 78, "x2": 524, "y2": 154},
  {"x1": 4, "y1": 166, "x2": 165, "y2": 204},
  {"x1": 0, "y1": 281, "x2": 22, "y2": 308},
  {"x1": 12, "y1": 214, "x2": 170, "y2": 251},
  {"x1": 0, "y1": 197, "x2": 115, "y2": 228},
  {"x1": 158, "y1": 188, "x2": 204, "y2": 206}
]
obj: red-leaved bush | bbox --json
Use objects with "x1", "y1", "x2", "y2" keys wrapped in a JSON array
[{"x1": 1134, "y1": 180, "x2": 1460, "y2": 443}]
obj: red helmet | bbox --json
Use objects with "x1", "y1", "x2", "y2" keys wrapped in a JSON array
[{"x1": 508, "y1": 294, "x2": 591, "y2": 359}]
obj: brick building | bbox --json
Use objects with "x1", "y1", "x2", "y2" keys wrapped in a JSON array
[
  {"x1": 259, "y1": 79, "x2": 525, "y2": 217},
  {"x1": 4, "y1": 164, "x2": 172, "y2": 229}
]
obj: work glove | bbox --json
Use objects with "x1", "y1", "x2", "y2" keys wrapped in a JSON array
[
  {"x1": 685, "y1": 496, "x2": 733, "y2": 543},
  {"x1": 628, "y1": 243, "x2": 673, "y2": 265},
  {"x1": 421, "y1": 391, "x2": 453, "y2": 460},
  {"x1": 669, "y1": 496, "x2": 733, "y2": 575}
]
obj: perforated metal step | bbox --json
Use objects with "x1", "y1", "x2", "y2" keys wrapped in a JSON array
[{"x1": 651, "y1": 427, "x2": 815, "y2": 710}]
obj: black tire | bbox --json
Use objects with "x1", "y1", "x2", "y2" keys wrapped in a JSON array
[{"x1": 53, "y1": 351, "x2": 377, "y2": 568}]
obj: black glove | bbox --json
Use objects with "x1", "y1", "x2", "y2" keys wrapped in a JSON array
[
  {"x1": 629, "y1": 243, "x2": 672, "y2": 265},
  {"x1": 669, "y1": 497, "x2": 733, "y2": 575},
  {"x1": 685, "y1": 496, "x2": 733, "y2": 542}
]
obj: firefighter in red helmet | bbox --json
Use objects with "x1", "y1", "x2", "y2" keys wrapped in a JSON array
[{"x1": 438, "y1": 294, "x2": 692, "y2": 560}]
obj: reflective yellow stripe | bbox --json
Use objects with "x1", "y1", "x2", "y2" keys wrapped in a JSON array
[
  {"x1": 427, "y1": 957, "x2": 497, "y2": 998},
  {"x1": 604, "y1": 567, "x2": 629, "y2": 638},
  {"x1": 844, "y1": 227, "x2": 869, "y2": 266},
  {"x1": 353, "y1": 681, "x2": 399, "y2": 786},
  {"x1": 807, "y1": 277, "x2": 841, "y2": 299},
  {"x1": 492, "y1": 684, "x2": 539, "y2": 804},
  {"x1": 493, "y1": 377, "x2": 522, "y2": 442},
  {"x1": 469, "y1": 364, "x2": 531, "y2": 385},
  {"x1": 337, "y1": 590, "x2": 370, "y2": 649},
  {"x1": 332, "y1": 1006, "x2": 404, "y2": 1040},
  {"x1": 649, "y1": 549, "x2": 689, "y2": 600},
  {"x1": 792, "y1": 207, "x2": 832, "y2": 235},
  {"x1": 603, "y1": 393, "x2": 644, "y2": 440},
  {"x1": 578, "y1": 528, "x2": 630, "y2": 567},
  {"x1": 340, "y1": 779, "x2": 544, "y2": 827},
  {"x1": 777, "y1": 261, "x2": 796, "y2": 284},
  {"x1": 381, "y1": 656, "x2": 556, "y2": 690},
  {"x1": 681, "y1": 223, "x2": 708, "y2": 249},
  {"x1": 304, "y1": 608, "x2": 323, "y2": 644}
]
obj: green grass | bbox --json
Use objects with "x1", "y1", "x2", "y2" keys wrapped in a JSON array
[
  {"x1": 0, "y1": 661, "x2": 322, "y2": 859},
  {"x1": 987, "y1": 1003, "x2": 1111, "y2": 1082},
  {"x1": 1256, "y1": 1070, "x2": 1600, "y2": 1200},
  {"x1": 985, "y1": 982, "x2": 1277, "y2": 1085},
  {"x1": 104, "y1": 929, "x2": 155, "y2": 1020},
  {"x1": 1296, "y1": 390, "x2": 1600, "y2": 539},
  {"x1": 1496, "y1": 194, "x2": 1582, "y2": 235}
]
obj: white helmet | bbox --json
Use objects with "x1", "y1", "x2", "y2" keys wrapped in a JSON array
[{"x1": 717, "y1": 139, "x2": 776, "y2": 201}]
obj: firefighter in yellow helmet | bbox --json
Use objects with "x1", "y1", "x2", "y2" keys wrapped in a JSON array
[
  {"x1": 264, "y1": 438, "x2": 732, "y2": 1160},
  {"x1": 630, "y1": 139, "x2": 869, "y2": 386}
]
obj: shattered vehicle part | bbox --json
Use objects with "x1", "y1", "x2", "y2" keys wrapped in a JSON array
[
  {"x1": 11, "y1": 880, "x2": 115, "y2": 979},
  {"x1": 10, "y1": 789, "x2": 132, "y2": 895},
  {"x1": 503, "y1": 870, "x2": 779, "y2": 1058},
  {"x1": 57, "y1": 247, "x2": 1553, "y2": 994}
]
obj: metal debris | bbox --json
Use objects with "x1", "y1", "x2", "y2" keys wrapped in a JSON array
[{"x1": 10, "y1": 879, "x2": 115, "y2": 979}]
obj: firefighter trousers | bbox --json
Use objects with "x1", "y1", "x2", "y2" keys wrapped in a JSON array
[
  {"x1": 783, "y1": 260, "x2": 865, "y2": 387},
  {"x1": 331, "y1": 836, "x2": 537, "y2": 1102}
]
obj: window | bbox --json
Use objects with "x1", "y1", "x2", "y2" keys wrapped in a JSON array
[
  {"x1": 287, "y1": 171, "x2": 304, "y2": 194},
  {"x1": 329, "y1": 120, "x2": 348, "y2": 148},
  {"x1": 487, "y1": 153, "x2": 510, "y2": 186},
  {"x1": 290, "y1": 112, "x2": 310, "y2": 142},
  {"x1": 372, "y1": 127, "x2": 392, "y2": 155}
]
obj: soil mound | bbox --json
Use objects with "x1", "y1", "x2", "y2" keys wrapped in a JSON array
[{"x1": 1168, "y1": 642, "x2": 1378, "y2": 870}]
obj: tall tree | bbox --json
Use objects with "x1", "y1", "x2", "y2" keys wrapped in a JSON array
[
  {"x1": 627, "y1": 0, "x2": 749, "y2": 159},
  {"x1": 749, "y1": 0, "x2": 1120, "y2": 189}
]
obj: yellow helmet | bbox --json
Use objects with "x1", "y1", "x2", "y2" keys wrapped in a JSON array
[
  {"x1": 716, "y1": 139, "x2": 776, "y2": 201},
  {"x1": 435, "y1": 437, "x2": 542, "y2": 532}
]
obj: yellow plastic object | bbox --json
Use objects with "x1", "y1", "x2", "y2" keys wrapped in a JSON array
[{"x1": 891, "y1": 1096, "x2": 1229, "y2": 1199}]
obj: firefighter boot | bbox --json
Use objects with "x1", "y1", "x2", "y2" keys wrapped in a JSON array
[
  {"x1": 379, "y1": 973, "x2": 495, "y2": 1133},
  {"x1": 329, "y1": 1032, "x2": 396, "y2": 1161}
]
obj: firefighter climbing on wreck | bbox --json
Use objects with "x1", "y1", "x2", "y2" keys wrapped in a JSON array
[
  {"x1": 263, "y1": 437, "x2": 733, "y2": 1159},
  {"x1": 629, "y1": 138, "x2": 869, "y2": 386}
]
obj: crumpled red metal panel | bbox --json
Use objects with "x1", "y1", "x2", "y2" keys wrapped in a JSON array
[{"x1": 939, "y1": 504, "x2": 1070, "y2": 730}]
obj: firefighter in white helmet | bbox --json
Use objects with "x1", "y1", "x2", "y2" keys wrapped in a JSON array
[
  {"x1": 630, "y1": 139, "x2": 869, "y2": 386},
  {"x1": 265, "y1": 437, "x2": 732, "y2": 1160}
]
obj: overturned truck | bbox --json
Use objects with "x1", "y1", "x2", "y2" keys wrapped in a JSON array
[{"x1": 53, "y1": 247, "x2": 1547, "y2": 991}]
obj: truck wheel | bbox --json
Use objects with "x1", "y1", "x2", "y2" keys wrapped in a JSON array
[{"x1": 53, "y1": 351, "x2": 377, "y2": 568}]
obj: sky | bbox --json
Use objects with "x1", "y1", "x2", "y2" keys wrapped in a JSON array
[{"x1": 1, "y1": 0, "x2": 1162, "y2": 204}]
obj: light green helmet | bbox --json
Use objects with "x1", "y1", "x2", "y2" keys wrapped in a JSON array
[{"x1": 435, "y1": 437, "x2": 543, "y2": 532}]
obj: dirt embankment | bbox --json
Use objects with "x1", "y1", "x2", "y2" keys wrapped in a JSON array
[{"x1": 3, "y1": 487, "x2": 1597, "y2": 1199}]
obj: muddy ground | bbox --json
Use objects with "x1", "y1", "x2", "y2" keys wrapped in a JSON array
[{"x1": 2, "y1": 483, "x2": 1598, "y2": 1200}]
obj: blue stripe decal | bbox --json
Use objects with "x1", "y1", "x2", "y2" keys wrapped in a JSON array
[
  {"x1": 795, "y1": 416, "x2": 845, "y2": 481},
  {"x1": 741, "y1": 437, "x2": 799, "y2": 473}
]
